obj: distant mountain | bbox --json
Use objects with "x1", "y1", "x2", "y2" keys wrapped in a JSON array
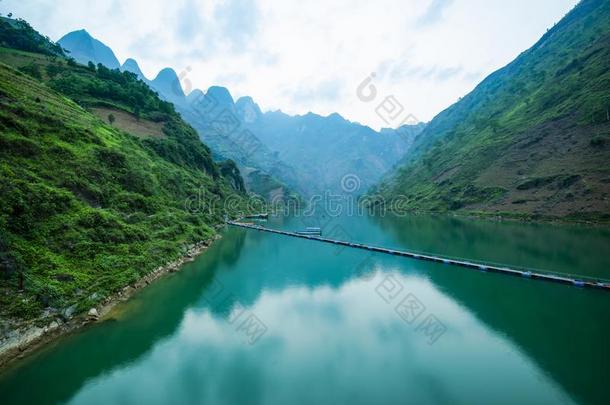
[
  {"x1": 58, "y1": 29, "x2": 120, "y2": 69},
  {"x1": 378, "y1": 0, "x2": 610, "y2": 222},
  {"x1": 178, "y1": 86, "x2": 306, "y2": 199},
  {"x1": 58, "y1": 29, "x2": 424, "y2": 198},
  {"x1": 186, "y1": 89, "x2": 205, "y2": 105},
  {"x1": 235, "y1": 96, "x2": 262, "y2": 123},
  {"x1": 239, "y1": 108, "x2": 424, "y2": 195},
  {"x1": 150, "y1": 67, "x2": 184, "y2": 104},
  {"x1": 206, "y1": 85, "x2": 235, "y2": 108},
  {"x1": 178, "y1": 87, "x2": 425, "y2": 196},
  {"x1": 121, "y1": 58, "x2": 147, "y2": 81}
]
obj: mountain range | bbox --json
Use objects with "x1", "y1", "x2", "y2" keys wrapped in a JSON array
[
  {"x1": 56, "y1": 0, "x2": 610, "y2": 221},
  {"x1": 58, "y1": 30, "x2": 424, "y2": 197}
]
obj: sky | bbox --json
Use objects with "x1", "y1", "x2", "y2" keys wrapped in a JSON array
[{"x1": 1, "y1": 0, "x2": 580, "y2": 130}]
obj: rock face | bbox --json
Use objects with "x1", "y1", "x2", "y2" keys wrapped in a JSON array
[
  {"x1": 62, "y1": 304, "x2": 77, "y2": 320},
  {"x1": 87, "y1": 308, "x2": 99, "y2": 321}
]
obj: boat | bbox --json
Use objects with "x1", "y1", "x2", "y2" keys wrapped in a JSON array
[
  {"x1": 297, "y1": 227, "x2": 322, "y2": 236},
  {"x1": 296, "y1": 231, "x2": 321, "y2": 236},
  {"x1": 245, "y1": 213, "x2": 269, "y2": 219}
]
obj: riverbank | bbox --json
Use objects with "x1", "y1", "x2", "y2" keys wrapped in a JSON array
[
  {"x1": 376, "y1": 207, "x2": 610, "y2": 227},
  {"x1": 0, "y1": 234, "x2": 222, "y2": 373}
]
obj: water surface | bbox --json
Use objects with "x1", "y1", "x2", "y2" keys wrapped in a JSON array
[{"x1": 1, "y1": 213, "x2": 609, "y2": 404}]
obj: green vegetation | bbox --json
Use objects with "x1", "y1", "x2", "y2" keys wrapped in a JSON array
[
  {"x1": 377, "y1": 0, "x2": 610, "y2": 222},
  {"x1": 242, "y1": 168, "x2": 301, "y2": 202},
  {"x1": 0, "y1": 21, "x2": 249, "y2": 321},
  {"x1": 218, "y1": 160, "x2": 246, "y2": 193},
  {"x1": 0, "y1": 17, "x2": 65, "y2": 57},
  {"x1": 48, "y1": 61, "x2": 176, "y2": 118}
]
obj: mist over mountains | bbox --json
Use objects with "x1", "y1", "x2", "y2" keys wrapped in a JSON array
[
  {"x1": 56, "y1": 0, "x2": 610, "y2": 223},
  {"x1": 58, "y1": 29, "x2": 424, "y2": 198}
]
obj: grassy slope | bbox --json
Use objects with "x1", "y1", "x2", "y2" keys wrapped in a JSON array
[
  {"x1": 378, "y1": 0, "x2": 610, "y2": 222},
  {"x1": 0, "y1": 46, "x2": 248, "y2": 320}
]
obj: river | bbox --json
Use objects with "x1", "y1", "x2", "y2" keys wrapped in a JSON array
[{"x1": 0, "y1": 213, "x2": 609, "y2": 404}]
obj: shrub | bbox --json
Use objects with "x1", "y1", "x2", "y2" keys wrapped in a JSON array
[
  {"x1": 18, "y1": 63, "x2": 41, "y2": 79},
  {"x1": 590, "y1": 136, "x2": 608, "y2": 148}
]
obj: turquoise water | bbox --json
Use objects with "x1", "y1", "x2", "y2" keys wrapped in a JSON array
[{"x1": 0, "y1": 213, "x2": 609, "y2": 404}]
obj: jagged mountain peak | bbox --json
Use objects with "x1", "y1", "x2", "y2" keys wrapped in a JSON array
[
  {"x1": 121, "y1": 58, "x2": 147, "y2": 81},
  {"x1": 205, "y1": 86, "x2": 234, "y2": 107},
  {"x1": 151, "y1": 67, "x2": 184, "y2": 100},
  {"x1": 58, "y1": 29, "x2": 120, "y2": 69},
  {"x1": 153, "y1": 67, "x2": 179, "y2": 81},
  {"x1": 186, "y1": 88, "x2": 205, "y2": 102},
  {"x1": 327, "y1": 112, "x2": 345, "y2": 121},
  {"x1": 55, "y1": 26, "x2": 423, "y2": 198},
  {"x1": 236, "y1": 96, "x2": 262, "y2": 123}
]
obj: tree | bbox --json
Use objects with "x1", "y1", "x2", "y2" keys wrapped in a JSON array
[
  {"x1": 19, "y1": 63, "x2": 42, "y2": 79},
  {"x1": 87, "y1": 61, "x2": 96, "y2": 72},
  {"x1": 45, "y1": 63, "x2": 63, "y2": 78},
  {"x1": 108, "y1": 114, "x2": 115, "y2": 125},
  {"x1": 0, "y1": 238, "x2": 23, "y2": 290}
]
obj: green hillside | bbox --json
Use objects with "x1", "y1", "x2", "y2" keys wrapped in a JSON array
[
  {"x1": 377, "y1": 0, "x2": 610, "y2": 222},
  {"x1": 0, "y1": 21, "x2": 249, "y2": 321}
]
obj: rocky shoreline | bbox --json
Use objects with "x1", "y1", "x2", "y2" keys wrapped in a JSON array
[{"x1": 0, "y1": 234, "x2": 221, "y2": 373}]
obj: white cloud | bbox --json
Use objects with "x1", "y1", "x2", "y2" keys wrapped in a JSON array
[
  {"x1": 1, "y1": 0, "x2": 579, "y2": 129},
  {"x1": 64, "y1": 273, "x2": 574, "y2": 404}
]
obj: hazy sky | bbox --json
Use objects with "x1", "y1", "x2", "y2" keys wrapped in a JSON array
[{"x1": 1, "y1": 0, "x2": 579, "y2": 129}]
